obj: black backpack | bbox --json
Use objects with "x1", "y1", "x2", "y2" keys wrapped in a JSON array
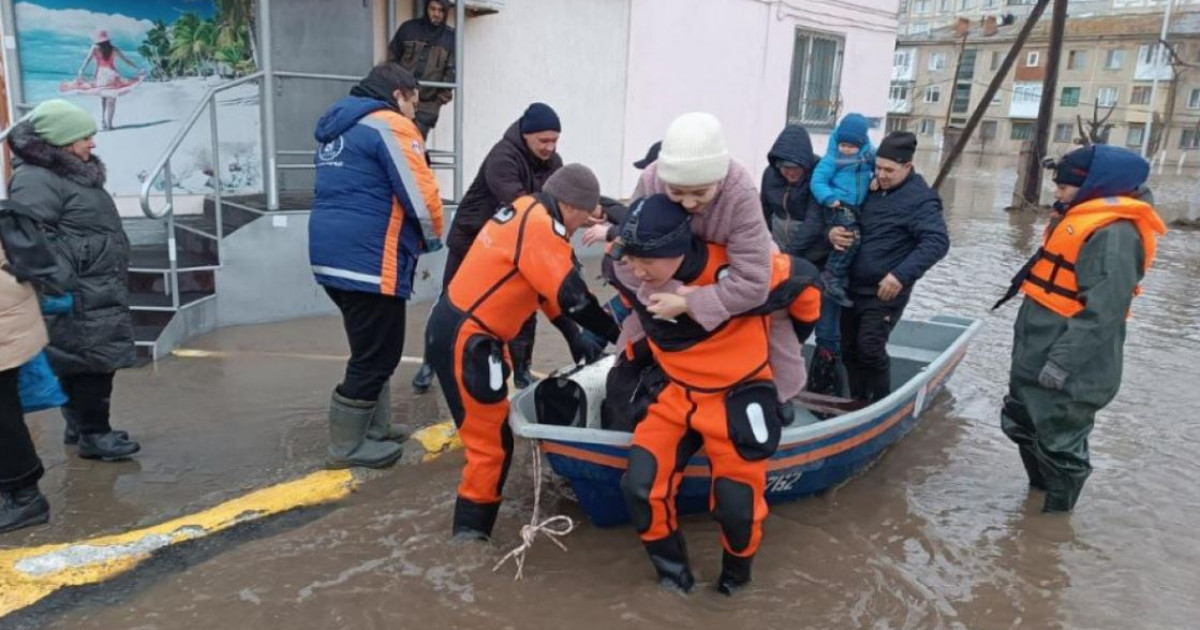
[{"x1": 0, "y1": 199, "x2": 65, "y2": 295}]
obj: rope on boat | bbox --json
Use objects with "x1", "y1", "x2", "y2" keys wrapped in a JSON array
[{"x1": 493, "y1": 441, "x2": 577, "y2": 580}]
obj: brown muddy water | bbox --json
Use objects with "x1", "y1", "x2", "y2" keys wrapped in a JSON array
[{"x1": 3, "y1": 154, "x2": 1199, "y2": 630}]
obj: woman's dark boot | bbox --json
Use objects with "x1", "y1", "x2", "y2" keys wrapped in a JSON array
[
  {"x1": 0, "y1": 484, "x2": 51, "y2": 534},
  {"x1": 411, "y1": 363, "x2": 435, "y2": 394},
  {"x1": 78, "y1": 431, "x2": 141, "y2": 461}
]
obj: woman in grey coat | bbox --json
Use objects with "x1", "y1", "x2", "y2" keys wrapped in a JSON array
[{"x1": 6, "y1": 99, "x2": 140, "y2": 461}]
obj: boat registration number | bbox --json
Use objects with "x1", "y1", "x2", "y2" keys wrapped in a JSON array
[{"x1": 765, "y1": 471, "x2": 803, "y2": 493}]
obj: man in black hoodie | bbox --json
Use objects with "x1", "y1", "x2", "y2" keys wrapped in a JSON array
[
  {"x1": 413, "y1": 103, "x2": 564, "y2": 392},
  {"x1": 388, "y1": 0, "x2": 455, "y2": 138},
  {"x1": 761, "y1": 125, "x2": 824, "y2": 261}
]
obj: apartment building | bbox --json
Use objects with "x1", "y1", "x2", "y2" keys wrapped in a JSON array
[
  {"x1": 889, "y1": 11, "x2": 1200, "y2": 158},
  {"x1": 899, "y1": 0, "x2": 1200, "y2": 35}
]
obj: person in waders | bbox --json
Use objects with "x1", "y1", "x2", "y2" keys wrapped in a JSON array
[
  {"x1": 993, "y1": 145, "x2": 1167, "y2": 513},
  {"x1": 424, "y1": 164, "x2": 619, "y2": 541},
  {"x1": 609, "y1": 195, "x2": 820, "y2": 595}
]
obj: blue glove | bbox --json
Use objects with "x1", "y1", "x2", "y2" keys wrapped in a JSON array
[
  {"x1": 40, "y1": 293, "x2": 74, "y2": 315},
  {"x1": 424, "y1": 237, "x2": 444, "y2": 253}
]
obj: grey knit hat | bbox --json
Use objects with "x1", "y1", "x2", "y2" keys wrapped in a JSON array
[{"x1": 543, "y1": 163, "x2": 600, "y2": 211}]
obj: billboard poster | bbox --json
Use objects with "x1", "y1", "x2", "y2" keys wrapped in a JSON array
[{"x1": 14, "y1": 0, "x2": 261, "y2": 196}]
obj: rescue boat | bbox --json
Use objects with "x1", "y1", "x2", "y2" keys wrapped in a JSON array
[{"x1": 509, "y1": 315, "x2": 981, "y2": 527}]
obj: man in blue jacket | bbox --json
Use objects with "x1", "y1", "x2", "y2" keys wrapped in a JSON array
[{"x1": 828, "y1": 131, "x2": 949, "y2": 403}]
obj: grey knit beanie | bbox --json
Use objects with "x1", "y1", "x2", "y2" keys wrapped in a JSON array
[{"x1": 543, "y1": 163, "x2": 600, "y2": 211}]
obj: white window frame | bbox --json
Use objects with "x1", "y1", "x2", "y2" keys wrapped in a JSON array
[
  {"x1": 1188, "y1": 88, "x2": 1200, "y2": 110},
  {"x1": 914, "y1": 0, "x2": 931, "y2": 13},
  {"x1": 1012, "y1": 82, "x2": 1043, "y2": 104},
  {"x1": 1130, "y1": 86, "x2": 1152, "y2": 106},
  {"x1": 1097, "y1": 87, "x2": 1119, "y2": 107},
  {"x1": 1126, "y1": 125, "x2": 1146, "y2": 147},
  {"x1": 960, "y1": 0, "x2": 975, "y2": 10},
  {"x1": 939, "y1": 0, "x2": 951, "y2": 11},
  {"x1": 1025, "y1": 51, "x2": 1040, "y2": 67},
  {"x1": 925, "y1": 85, "x2": 942, "y2": 103},
  {"x1": 1067, "y1": 50, "x2": 1087, "y2": 71},
  {"x1": 890, "y1": 84, "x2": 911, "y2": 101},
  {"x1": 929, "y1": 52, "x2": 947, "y2": 71},
  {"x1": 894, "y1": 50, "x2": 913, "y2": 73},
  {"x1": 1011, "y1": 122, "x2": 1034, "y2": 141},
  {"x1": 786, "y1": 29, "x2": 845, "y2": 131},
  {"x1": 918, "y1": 119, "x2": 935, "y2": 136},
  {"x1": 1181, "y1": 129, "x2": 1200, "y2": 150},
  {"x1": 1053, "y1": 123, "x2": 1074, "y2": 143}
]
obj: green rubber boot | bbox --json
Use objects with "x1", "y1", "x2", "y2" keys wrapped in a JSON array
[{"x1": 326, "y1": 390, "x2": 402, "y2": 469}]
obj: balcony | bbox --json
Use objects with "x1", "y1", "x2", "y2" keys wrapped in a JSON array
[
  {"x1": 888, "y1": 98, "x2": 913, "y2": 114},
  {"x1": 1009, "y1": 82, "x2": 1042, "y2": 119},
  {"x1": 1135, "y1": 44, "x2": 1175, "y2": 81}
]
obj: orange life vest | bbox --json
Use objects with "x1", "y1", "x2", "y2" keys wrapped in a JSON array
[{"x1": 1020, "y1": 196, "x2": 1166, "y2": 318}]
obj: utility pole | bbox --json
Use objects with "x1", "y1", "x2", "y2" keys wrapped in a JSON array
[
  {"x1": 1141, "y1": 0, "x2": 1175, "y2": 158},
  {"x1": 1020, "y1": 0, "x2": 1068, "y2": 207},
  {"x1": 933, "y1": 0, "x2": 1052, "y2": 191}
]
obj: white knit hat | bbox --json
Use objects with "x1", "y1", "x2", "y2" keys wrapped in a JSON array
[{"x1": 656, "y1": 112, "x2": 731, "y2": 186}]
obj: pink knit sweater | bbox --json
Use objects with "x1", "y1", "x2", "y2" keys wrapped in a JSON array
[{"x1": 616, "y1": 160, "x2": 806, "y2": 400}]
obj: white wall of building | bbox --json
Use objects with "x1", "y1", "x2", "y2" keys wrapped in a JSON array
[{"x1": 621, "y1": 0, "x2": 899, "y2": 195}]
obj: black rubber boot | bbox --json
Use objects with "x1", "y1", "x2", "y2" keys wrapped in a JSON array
[
  {"x1": 452, "y1": 496, "x2": 500, "y2": 542},
  {"x1": 411, "y1": 363, "x2": 435, "y2": 394},
  {"x1": 716, "y1": 551, "x2": 753, "y2": 596},
  {"x1": 62, "y1": 408, "x2": 128, "y2": 446},
  {"x1": 0, "y1": 485, "x2": 50, "y2": 534},
  {"x1": 1019, "y1": 447, "x2": 1048, "y2": 491},
  {"x1": 78, "y1": 431, "x2": 141, "y2": 461},
  {"x1": 806, "y1": 347, "x2": 842, "y2": 397},
  {"x1": 512, "y1": 363, "x2": 535, "y2": 390},
  {"x1": 643, "y1": 532, "x2": 695, "y2": 593}
]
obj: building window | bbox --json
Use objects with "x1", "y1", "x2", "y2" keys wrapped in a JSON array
[
  {"x1": 909, "y1": 22, "x2": 932, "y2": 36},
  {"x1": 1127, "y1": 124, "x2": 1146, "y2": 147},
  {"x1": 1061, "y1": 87, "x2": 1081, "y2": 106},
  {"x1": 787, "y1": 29, "x2": 844, "y2": 130},
  {"x1": 1097, "y1": 87, "x2": 1119, "y2": 107},
  {"x1": 1012, "y1": 82, "x2": 1042, "y2": 104},
  {"x1": 939, "y1": 0, "x2": 951, "y2": 11},
  {"x1": 1053, "y1": 123, "x2": 1074, "y2": 143},
  {"x1": 1181, "y1": 129, "x2": 1200, "y2": 149},
  {"x1": 1067, "y1": 50, "x2": 1087, "y2": 71},
  {"x1": 952, "y1": 84, "x2": 972, "y2": 114},
  {"x1": 890, "y1": 84, "x2": 911, "y2": 101},
  {"x1": 929, "y1": 53, "x2": 947, "y2": 71},
  {"x1": 991, "y1": 51, "x2": 1002, "y2": 71},
  {"x1": 984, "y1": 0, "x2": 998, "y2": 8},
  {"x1": 981, "y1": 120, "x2": 998, "y2": 140},
  {"x1": 1139, "y1": 43, "x2": 1164, "y2": 66},
  {"x1": 1188, "y1": 88, "x2": 1200, "y2": 109},
  {"x1": 919, "y1": 119, "x2": 936, "y2": 136},
  {"x1": 1025, "y1": 51, "x2": 1040, "y2": 67},
  {"x1": 1011, "y1": 122, "x2": 1034, "y2": 140},
  {"x1": 1131, "y1": 86, "x2": 1152, "y2": 105},
  {"x1": 886, "y1": 117, "x2": 910, "y2": 133},
  {"x1": 1105, "y1": 49, "x2": 1125, "y2": 70},
  {"x1": 914, "y1": 0, "x2": 930, "y2": 13},
  {"x1": 925, "y1": 85, "x2": 942, "y2": 103},
  {"x1": 960, "y1": 0, "x2": 975, "y2": 9},
  {"x1": 992, "y1": 91, "x2": 1002, "y2": 105},
  {"x1": 894, "y1": 50, "x2": 913, "y2": 72}
]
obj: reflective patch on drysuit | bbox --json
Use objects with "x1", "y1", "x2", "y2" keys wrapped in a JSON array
[
  {"x1": 461, "y1": 334, "x2": 509, "y2": 404},
  {"x1": 724, "y1": 381, "x2": 782, "y2": 461}
]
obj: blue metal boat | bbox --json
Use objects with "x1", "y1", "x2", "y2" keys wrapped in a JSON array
[{"x1": 509, "y1": 315, "x2": 981, "y2": 527}]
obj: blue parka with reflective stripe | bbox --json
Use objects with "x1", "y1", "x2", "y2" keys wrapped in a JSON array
[{"x1": 309, "y1": 96, "x2": 444, "y2": 298}]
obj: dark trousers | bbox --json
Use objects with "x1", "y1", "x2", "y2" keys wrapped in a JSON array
[
  {"x1": 0, "y1": 367, "x2": 44, "y2": 492},
  {"x1": 822, "y1": 206, "x2": 860, "y2": 291},
  {"x1": 440, "y1": 241, "x2": 537, "y2": 373},
  {"x1": 60, "y1": 371, "x2": 116, "y2": 435},
  {"x1": 326, "y1": 287, "x2": 408, "y2": 402},
  {"x1": 841, "y1": 293, "x2": 909, "y2": 403}
]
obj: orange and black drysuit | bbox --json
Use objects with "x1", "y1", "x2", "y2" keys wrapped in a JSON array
[
  {"x1": 608, "y1": 239, "x2": 820, "y2": 593},
  {"x1": 426, "y1": 193, "x2": 619, "y2": 538}
]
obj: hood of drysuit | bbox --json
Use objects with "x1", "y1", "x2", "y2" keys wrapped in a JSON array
[{"x1": 767, "y1": 124, "x2": 816, "y2": 173}]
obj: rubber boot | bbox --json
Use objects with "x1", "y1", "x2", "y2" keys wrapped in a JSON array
[
  {"x1": 365, "y1": 382, "x2": 411, "y2": 443},
  {"x1": 806, "y1": 347, "x2": 842, "y2": 397},
  {"x1": 821, "y1": 270, "x2": 854, "y2": 308},
  {"x1": 326, "y1": 391, "x2": 403, "y2": 470},
  {"x1": 411, "y1": 363, "x2": 435, "y2": 394},
  {"x1": 1019, "y1": 447, "x2": 1048, "y2": 491},
  {"x1": 716, "y1": 551, "x2": 753, "y2": 596},
  {"x1": 452, "y1": 496, "x2": 500, "y2": 541},
  {"x1": 78, "y1": 431, "x2": 141, "y2": 461},
  {"x1": 643, "y1": 531, "x2": 695, "y2": 593},
  {"x1": 63, "y1": 408, "x2": 127, "y2": 446},
  {"x1": 0, "y1": 484, "x2": 51, "y2": 534}
]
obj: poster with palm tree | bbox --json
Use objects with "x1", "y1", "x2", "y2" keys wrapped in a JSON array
[{"x1": 14, "y1": 0, "x2": 261, "y2": 197}]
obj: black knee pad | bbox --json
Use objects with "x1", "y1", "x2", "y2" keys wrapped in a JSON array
[
  {"x1": 461, "y1": 334, "x2": 510, "y2": 404},
  {"x1": 711, "y1": 477, "x2": 755, "y2": 554},
  {"x1": 621, "y1": 446, "x2": 658, "y2": 534},
  {"x1": 724, "y1": 381, "x2": 782, "y2": 461}
]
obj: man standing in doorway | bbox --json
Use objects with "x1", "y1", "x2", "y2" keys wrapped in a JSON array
[
  {"x1": 828, "y1": 131, "x2": 948, "y2": 404},
  {"x1": 412, "y1": 103, "x2": 564, "y2": 392},
  {"x1": 994, "y1": 145, "x2": 1166, "y2": 513},
  {"x1": 388, "y1": 0, "x2": 455, "y2": 139}
]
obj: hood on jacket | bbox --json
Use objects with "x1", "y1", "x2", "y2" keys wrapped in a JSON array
[
  {"x1": 502, "y1": 120, "x2": 553, "y2": 166},
  {"x1": 767, "y1": 125, "x2": 815, "y2": 172},
  {"x1": 7, "y1": 120, "x2": 106, "y2": 188},
  {"x1": 1071, "y1": 145, "x2": 1151, "y2": 208},
  {"x1": 314, "y1": 96, "x2": 392, "y2": 144},
  {"x1": 824, "y1": 117, "x2": 874, "y2": 161}
]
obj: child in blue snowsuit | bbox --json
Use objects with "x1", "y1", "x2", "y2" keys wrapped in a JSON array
[{"x1": 810, "y1": 113, "x2": 875, "y2": 307}]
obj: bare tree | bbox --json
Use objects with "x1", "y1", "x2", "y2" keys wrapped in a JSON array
[{"x1": 1075, "y1": 101, "x2": 1115, "y2": 146}]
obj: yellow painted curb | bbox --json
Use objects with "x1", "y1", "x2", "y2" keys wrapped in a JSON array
[{"x1": 0, "y1": 469, "x2": 356, "y2": 617}]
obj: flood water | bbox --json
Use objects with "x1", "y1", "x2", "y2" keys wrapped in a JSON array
[{"x1": 4, "y1": 154, "x2": 1200, "y2": 630}]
